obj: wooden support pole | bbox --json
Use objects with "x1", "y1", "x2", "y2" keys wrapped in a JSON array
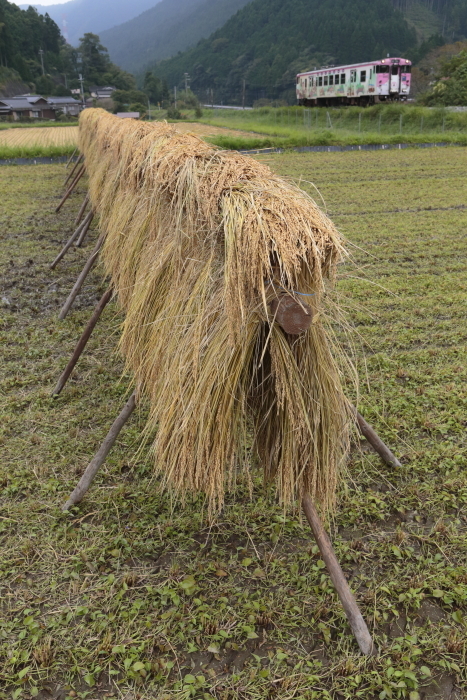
[
  {"x1": 302, "y1": 493, "x2": 375, "y2": 655},
  {"x1": 354, "y1": 410, "x2": 402, "y2": 468},
  {"x1": 56, "y1": 164, "x2": 85, "y2": 213},
  {"x1": 58, "y1": 234, "x2": 104, "y2": 320},
  {"x1": 62, "y1": 392, "x2": 136, "y2": 511},
  {"x1": 75, "y1": 211, "x2": 94, "y2": 247},
  {"x1": 75, "y1": 193, "x2": 90, "y2": 226},
  {"x1": 64, "y1": 153, "x2": 83, "y2": 186},
  {"x1": 65, "y1": 148, "x2": 78, "y2": 169},
  {"x1": 51, "y1": 288, "x2": 113, "y2": 397},
  {"x1": 49, "y1": 211, "x2": 93, "y2": 270}
]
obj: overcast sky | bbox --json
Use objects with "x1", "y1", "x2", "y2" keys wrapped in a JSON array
[{"x1": 16, "y1": 0, "x2": 71, "y2": 5}]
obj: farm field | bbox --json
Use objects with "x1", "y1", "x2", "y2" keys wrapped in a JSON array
[
  {"x1": 0, "y1": 126, "x2": 79, "y2": 148},
  {"x1": 0, "y1": 148, "x2": 466, "y2": 699},
  {"x1": 0, "y1": 122, "x2": 267, "y2": 159}
]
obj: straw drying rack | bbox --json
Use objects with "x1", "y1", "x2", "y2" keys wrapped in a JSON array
[{"x1": 50, "y1": 111, "x2": 403, "y2": 657}]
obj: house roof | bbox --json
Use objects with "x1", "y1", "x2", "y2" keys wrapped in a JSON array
[
  {"x1": 46, "y1": 97, "x2": 80, "y2": 105},
  {"x1": 1, "y1": 96, "x2": 49, "y2": 109}
]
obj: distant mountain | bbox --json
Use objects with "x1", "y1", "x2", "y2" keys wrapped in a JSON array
[
  {"x1": 100, "y1": 0, "x2": 253, "y2": 75},
  {"x1": 19, "y1": 0, "x2": 163, "y2": 46}
]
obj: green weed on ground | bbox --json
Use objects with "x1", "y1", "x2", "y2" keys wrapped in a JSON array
[
  {"x1": 0, "y1": 122, "x2": 77, "y2": 131},
  {"x1": 0, "y1": 150, "x2": 466, "y2": 700},
  {"x1": 0, "y1": 145, "x2": 76, "y2": 160}
]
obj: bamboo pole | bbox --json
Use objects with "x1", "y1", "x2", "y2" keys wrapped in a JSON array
[
  {"x1": 354, "y1": 409, "x2": 401, "y2": 467},
  {"x1": 49, "y1": 211, "x2": 93, "y2": 270},
  {"x1": 75, "y1": 211, "x2": 94, "y2": 247},
  {"x1": 64, "y1": 153, "x2": 83, "y2": 186},
  {"x1": 62, "y1": 392, "x2": 136, "y2": 511},
  {"x1": 52, "y1": 288, "x2": 113, "y2": 397},
  {"x1": 56, "y1": 164, "x2": 86, "y2": 213},
  {"x1": 75, "y1": 193, "x2": 90, "y2": 226},
  {"x1": 58, "y1": 234, "x2": 104, "y2": 320},
  {"x1": 65, "y1": 148, "x2": 78, "y2": 169},
  {"x1": 302, "y1": 493, "x2": 375, "y2": 655}
]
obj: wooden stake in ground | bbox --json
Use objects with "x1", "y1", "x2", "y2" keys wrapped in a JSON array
[
  {"x1": 302, "y1": 493, "x2": 375, "y2": 655},
  {"x1": 50, "y1": 211, "x2": 94, "y2": 270},
  {"x1": 64, "y1": 153, "x2": 83, "y2": 187},
  {"x1": 65, "y1": 148, "x2": 78, "y2": 169},
  {"x1": 75, "y1": 193, "x2": 90, "y2": 226},
  {"x1": 52, "y1": 288, "x2": 113, "y2": 397},
  {"x1": 56, "y1": 164, "x2": 86, "y2": 213},
  {"x1": 62, "y1": 392, "x2": 136, "y2": 511},
  {"x1": 354, "y1": 410, "x2": 402, "y2": 468},
  {"x1": 59, "y1": 233, "x2": 104, "y2": 320},
  {"x1": 75, "y1": 211, "x2": 94, "y2": 247}
]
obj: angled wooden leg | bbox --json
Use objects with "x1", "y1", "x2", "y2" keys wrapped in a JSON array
[
  {"x1": 64, "y1": 153, "x2": 83, "y2": 187},
  {"x1": 50, "y1": 211, "x2": 94, "y2": 270},
  {"x1": 62, "y1": 392, "x2": 136, "y2": 511},
  {"x1": 355, "y1": 411, "x2": 402, "y2": 467},
  {"x1": 75, "y1": 211, "x2": 94, "y2": 247},
  {"x1": 59, "y1": 234, "x2": 104, "y2": 320},
  {"x1": 75, "y1": 193, "x2": 90, "y2": 226},
  {"x1": 302, "y1": 494, "x2": 375, "y2": 655},
  {"x1": 51, "y1": 288, "x2": 113, "y2": 397},
  {"x1": 65, "y1": 148, "x2": 78, "y2": 169},
  {"x1": 56, "y1": 164, "x2": 86, "y2": 213}
]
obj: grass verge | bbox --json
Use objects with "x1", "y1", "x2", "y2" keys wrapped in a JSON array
[{"x1": 0, "y1": 144, "x2": 76, "y2": 159}]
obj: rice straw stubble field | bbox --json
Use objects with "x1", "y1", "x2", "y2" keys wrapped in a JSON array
[
  {"x1": 0, "y1": 122, "x2": 267, "y2": 159},
  {"x1": 0, "y1": 146, "x2": 466, "y2": 700}
]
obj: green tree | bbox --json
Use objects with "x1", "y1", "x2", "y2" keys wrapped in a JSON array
[
  {"x1": 78, "y1": 32, "x2": 111, "y2": 81},
  {"x1": 422, "y1": 49, "x2": 467, "y2": 105}
]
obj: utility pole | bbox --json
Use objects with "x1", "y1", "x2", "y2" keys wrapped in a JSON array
[
  {"x1": 242, "y1": 79, "x2": 246, "y2": 109},
  {"x1": 184, "y1": 73, "x2": 190, "y2": 96},
  {"x1": 174, "y1": 86, "x2": 177, "y2": 109},
  {"x1": 64, "y1": 73, "x2": 68, "y2": 89},
  {"x1": 147, "y1": 96, "x2": 151, "y2": 121},
  {"x1": 78, "y1": 73, "x2": 85, "y2": 105},
  {"x1": 38, "y1": 49, "x2": 45, "y2": 75},
  {"x1": 211, "y1": 88, "x2": 214, "y2": 108}
]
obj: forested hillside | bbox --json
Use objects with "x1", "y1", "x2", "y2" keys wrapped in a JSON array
[
  {"x1": 0, "y1": 1, "x2": 135, "y2": 97},
  {"x1": 19, "y1": 0, "x2": 162, "y2": 47},
  {"x1": 0, "y1": 0, "x2": 61, "y2": 83},
  {"x1": 153, "y1": 0, "x2": 418, "y2": 104},
  {"x1": 100, "y1": 0, "x2": 253, "y2": 75}
]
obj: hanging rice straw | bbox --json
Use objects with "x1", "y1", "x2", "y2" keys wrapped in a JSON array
[{"x1": 79, "y1": 109, "x2": 354, "y2": 513}]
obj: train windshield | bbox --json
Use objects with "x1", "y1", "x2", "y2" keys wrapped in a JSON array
[
  {"x1": 401, "y1": 65, "x2": 412, "y2": 73},
  {"x1": 376, "y1": 65, "x2": 389, "y2": 73},
  {"x1": 391, "y1": 65, "x2": 399, "y2": 75}
]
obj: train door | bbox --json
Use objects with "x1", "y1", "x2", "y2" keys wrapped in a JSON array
[
  {"x1": 390, "y1": 63, "x2": 400, "y2": 95},
  {"x1": 348, "y1": 69, "x2": 356, "y2": 97}
]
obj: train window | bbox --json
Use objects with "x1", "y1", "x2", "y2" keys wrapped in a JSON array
[
  {"x1": 318, "y1": 77, "x2": 323, "y2": 86},
  {"x1": 350, "y1": 70, "x2": 356, "y2": 83},
  {"x1": 376, "y1": 65, "x2": 389, "y2": 73},
  {"x1": 329, "y1": 75, "x2": 333, "y2": 85},
  {"x1": 402, "y1": 65, "x2": 412, "y2": 73},
  {"x1": 391, "y1": 65, "x2": 399, "y2": 75},
  {"x1": 324, "y1": 76, "x2": 328, "y2": 86},
  {"x1": 360, "y1": 70, "x2": 366, "y2": 82},
  {"x1": 341, "y1": 73, "x2": 345, "y2": 84}
]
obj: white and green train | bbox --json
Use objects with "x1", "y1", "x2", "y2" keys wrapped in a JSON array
[{"x1": 296, "y1": 57, "x2": 412, "y2": 106}]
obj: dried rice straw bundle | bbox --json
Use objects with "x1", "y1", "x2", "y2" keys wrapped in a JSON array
[{"x1": 79, "y1": 108, "x2": 353, "y2": 513}]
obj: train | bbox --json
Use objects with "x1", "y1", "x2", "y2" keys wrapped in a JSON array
[{"x1": 296, "y1": 57, "x2": 412, "y2": 106}]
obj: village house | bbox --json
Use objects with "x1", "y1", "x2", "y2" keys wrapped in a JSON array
[{"x1": 0, "y1": 94, "x2": 81, "y2": 120}]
